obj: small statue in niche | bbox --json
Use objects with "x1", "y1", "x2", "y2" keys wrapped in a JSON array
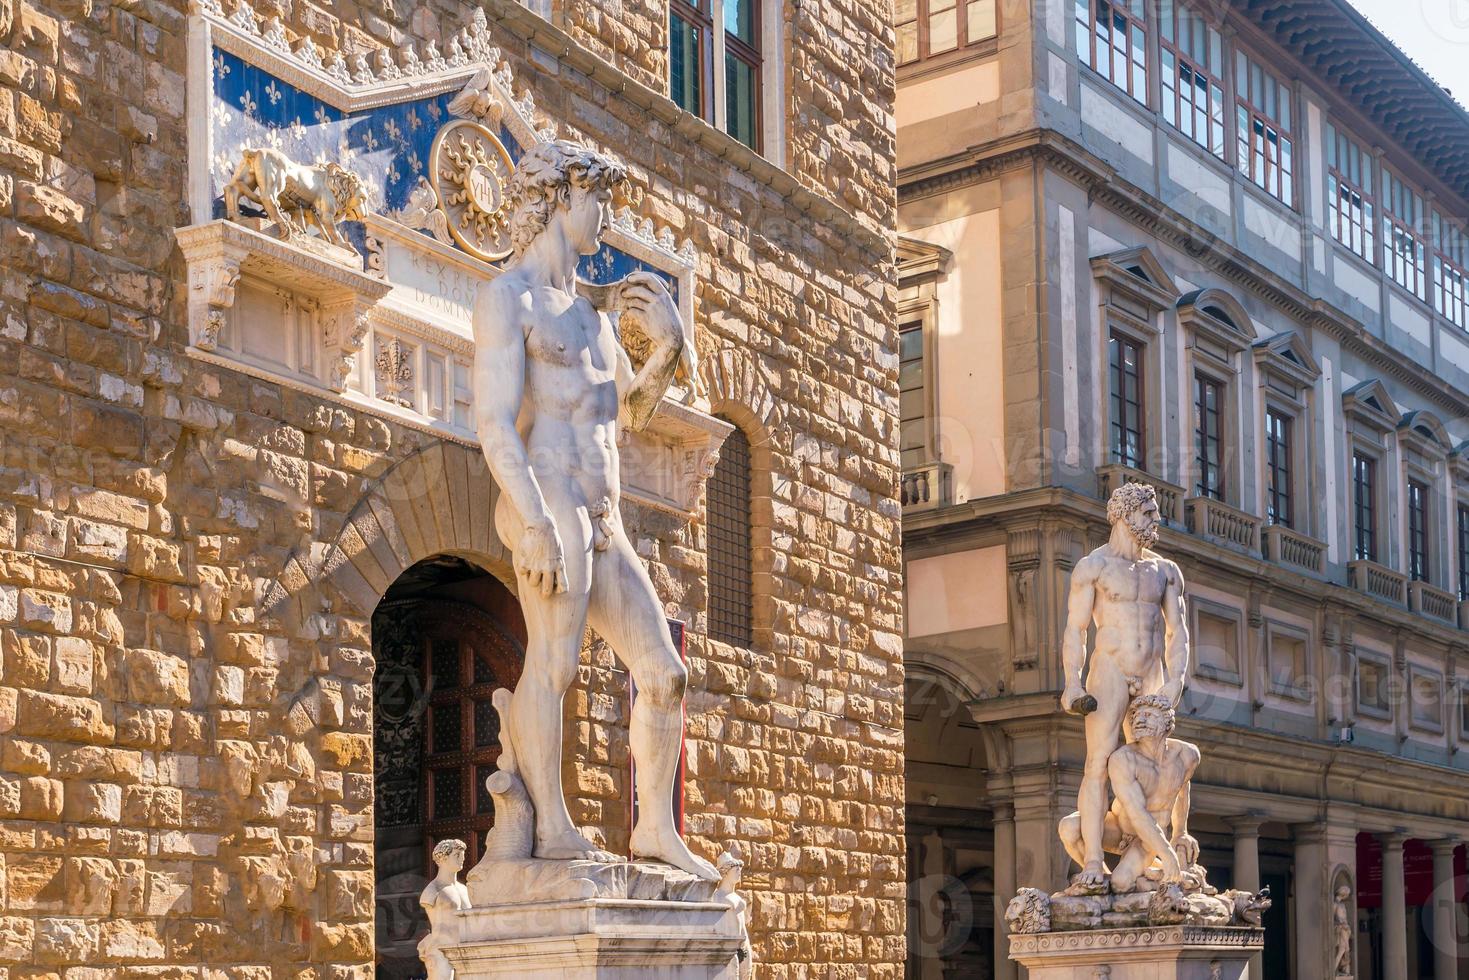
[
  {"x1": 1333, "y1": 882, "x2": 1354, "y2": 976},
  {"x1": 418, "y1": 838, "x2": 472, "y2": 980},
  {"x1": 223, "y1": 147, "x2": 367, "y2": 254}
]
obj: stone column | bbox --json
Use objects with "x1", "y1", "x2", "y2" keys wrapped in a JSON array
[
  {"x1": 1230, "y1": 813, "x2": 1264, "y2": 980},
  {"x1": 1382, "y1": 832, "x2": 1410, "y2": 980},
  {"x1": 1431, "y1": 839, "x2": 1460, "y2": 980},
  {"x1": 1293, "y1": 823, "x2": 1329, "y2": 980},
  {"x1": 992, "y1": 802, "x2": 1017, "y2": 980}
]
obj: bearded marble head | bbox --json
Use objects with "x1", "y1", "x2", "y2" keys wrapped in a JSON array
[
  {"x1": 1106, "y1": 481, "x2": 1160, "y2": 547},
  {"x1": 1123, "y1": 693, "x2": 1176, "y2": 742}
]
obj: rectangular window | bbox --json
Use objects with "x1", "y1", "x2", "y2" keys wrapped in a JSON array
[
  {"x1": 1109, "y1": 333, "x2": 1145, "y2": 468},
  {"x1": 670, "y1": 0, "x2": 762, "y2": 151},
  {"x1": 1459, "y1": 504, "x2": 1469, "y2": 600},
  {"x1": 1384, "y1": 169, "x2": 1427, "y2": 300},
  {"x1": 723, "y1": 0, "x2": 761, "y2": 150},
  {"x1": 1326, "y1": 123, "x2": 1376, "y2": 262},
  {"x1": 1433, "y1": 210, "x2": 1469, "y2": 329},
  {"x1": 1075, "y1": 0, "x2": 1148, "y2": 105},
  {"x1": 1408, "y1": 478, "x2": 1430, "y2": 583},
  {"x1": 1159, "y1": 0, "x2": 1225, "y2": 159},
  {"x1": 897, "y1": 0, "x2": 997, "y2": 66},
  {"x1": 1265, "y1": 408, "x2": 1292, "y2": 528},
  {"x1": 670, "y1": 0, "x2": 711, "y2": 120},
  {"x1": 1234, "y1": 50, "x2": 1293, "y2": 206},
  {"x1": 1193, "y1": 373, "x2": 1224, "y2": 499},
  {"x1": 1353, "y1": 452, "x2": 1376, "y2": 562},
  {"x1": 899, "y1": 321, "x2": 927, "y2": 469},
  {"x1": 1358, "y1": 657, "x2": 1390, "y2": 715}
]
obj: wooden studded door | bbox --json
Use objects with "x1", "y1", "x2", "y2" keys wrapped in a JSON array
[
  {"x1": 417, "y1": 599, "x2": 524, "y2": 868},
  {"x1": 373, "y1": 596, "x2": 524, "y2": 978}
]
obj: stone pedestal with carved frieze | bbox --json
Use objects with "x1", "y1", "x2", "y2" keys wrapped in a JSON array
[
  {"x1": 438, "y1": 896, "x2": 748, "y2": 979},
  {"x1": 1010, "y1": 926, "x2": 1263, "y2": 979}
]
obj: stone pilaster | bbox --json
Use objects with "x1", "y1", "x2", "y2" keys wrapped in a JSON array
[
  {"x1": 1229, "y1": 814, "x2": 1264, "y2": 980},
  {"x1": 1292, "y1": 822, "x2": 1330, "y2": 980},
  {"x1": 1381, "y1": 831, "x2": 1410, "y2": 980},
  {"x1": 992, "y1": 801, "x2": 1018, "y2": 980},
  {"x1": 1430, "y1": 839, "x2": 1460, "y2": 980}
]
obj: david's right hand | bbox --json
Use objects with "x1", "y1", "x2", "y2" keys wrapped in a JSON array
[{"x1": 516, "y1": 520, "x2": 567, "y2": 597}]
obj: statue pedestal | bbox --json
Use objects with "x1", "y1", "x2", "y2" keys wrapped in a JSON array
[
  {"x1": 439, "y1": 897, "x2": 748, "y2": 979},
  {"x1": 1009, "y1": 926, "x2": 1264, "y2": 979}
]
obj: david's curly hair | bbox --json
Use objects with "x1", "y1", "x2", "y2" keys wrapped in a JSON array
[
  {"x1": 1106, "y1": 481, "x2": 1157, "y2": 526},
  {"x1": 505, "y1": 140, "x2": 627, "y2": 259}
]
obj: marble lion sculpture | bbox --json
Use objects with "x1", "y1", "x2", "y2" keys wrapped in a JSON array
[
  {"x1": 223, "y1": 147, "x2": 366, "y2": 252},
  {"x1": 1005, "y1": 887, "x2": 1052, "y2": 934}
]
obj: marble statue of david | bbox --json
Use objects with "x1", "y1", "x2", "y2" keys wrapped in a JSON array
[{"x1": 472, "y1": 139, "x2": 717, "y2": 881}]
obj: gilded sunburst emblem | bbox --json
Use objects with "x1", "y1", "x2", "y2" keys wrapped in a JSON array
[{"x1": 429, "y1": 119, "x2": 514, "y2": 261}]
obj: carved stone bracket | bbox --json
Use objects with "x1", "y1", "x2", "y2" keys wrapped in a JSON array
[
  {"x1": 322, "y1": 299, "x2": 377, "y2": 393},
  {"x1": 621, "y1": 400, "x2": 735, "y2": 519},
  {"x1": 176, "y1": 220, "x2": 391, "y2": 380}
]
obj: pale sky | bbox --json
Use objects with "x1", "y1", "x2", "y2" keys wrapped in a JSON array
[{"x1": 1346, "y1": 0, "x2": 1469, "y2": 103}]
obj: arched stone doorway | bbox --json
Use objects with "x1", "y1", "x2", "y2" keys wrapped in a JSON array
[{"x1": 371, "y1": 555, "x2": 526, "y2": 979}]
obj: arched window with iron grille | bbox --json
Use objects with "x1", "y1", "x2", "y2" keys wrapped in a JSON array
[{"x1": 706, "y1": 420, "x2": 753, "y2": 646}]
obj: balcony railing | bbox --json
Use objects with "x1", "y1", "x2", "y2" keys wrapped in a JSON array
[
  {"x1": 1260, "y1": 524, "x2": 1326, "y2": 576},
  {"x1": 1184, "y1": 496, "x2": 1261, "y2": 553},
  {"x1": 1348, "y1": 559, "x2": 1409, "y2": 606},
  {"x1": 1096, "y1": 464, "x2": 1185, "y2": 526},
  {"x1": 1410, "y1": 581, "x2": 1458, "y2": 624},
  {"x1": 901, "y1": 461, "x2": 953, "y2": 513}
]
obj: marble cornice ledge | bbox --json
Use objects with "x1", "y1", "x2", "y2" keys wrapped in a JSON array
[
  {"x1": 905, "y1": 485, "x2": 1469, "y2": 647},
  {"x1": 482, "y1": 0, "x2": 891, "y2": 260},
  {"x1": 897, "y1": 127, "x2": 1469, "y2": 422}
]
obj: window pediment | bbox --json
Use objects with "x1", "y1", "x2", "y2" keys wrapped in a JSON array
[
  {"x1": 1253, "y1": 331, "x2": 1320, "y2": 394},
  {"x1": 1091, "y1": 246, "x2": 1181, "y2": 323},
  {"x1": 1398, "y1": 409, "x2": 1450, "y2": 459},
  {"x1": 1178, "y1": 288, "x2": 1256, "y2": 361},
  {"x1": 1342, "y1": 379, "x2": 1400, "y2": 434},
  {"x1": 897, "y1": 235, "x2": 953, "y2": 286}
]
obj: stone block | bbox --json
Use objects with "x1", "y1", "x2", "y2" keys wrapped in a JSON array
[
  {"x1": 3, "y1": 630, "x2": 48, "y2": 686},
  {"x1": 34, "y1": 917, "x2": 99, "y2": 966},
  {"x1": 0, "y1": 916, "x2": 33, "y2": 962},
  {"x1": 123, "y1": 648, "x2": 189, "y2": 706},
  {"x1": 210, "y1": 664, "x2": 243, "y2": 707},
  {"x1": 16, "y1": 691, "x2": 112, "y2": 743},
  {"x1": 51, "y1": 636, "x2": 93, "y2": 693},
  {"x1": 60, "y1": 782, "x2": 120, "y2": 824},
  {"x1": 16, "y1": 590, "x2": 70, "y2": 633},
  {"x1": 6, "y1": 855, "x2": 61, "y2": 910},
  {"x1": 18, "y1": 776, "x2": 61, "y2": 820}
]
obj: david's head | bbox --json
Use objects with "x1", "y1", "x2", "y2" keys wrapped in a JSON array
[
  {"x1": 1123, "y1": 693, "x2": 1176, "y2": 742},
  {"x1": 506, "y1": 140, "x2": 627, "y2": 259},
  {"x1": 1106, "y1": 482, "x2": 1161, "y2": 548}
]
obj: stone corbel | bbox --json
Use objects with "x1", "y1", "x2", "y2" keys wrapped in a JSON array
[
  {"x1": 175, "y1": 220, "x2": 392, "y2": 387},
  {"x1": 187, "y1": 251, "x2": 245, "y2": 351},
  {"x1": 322, "y1": 298, "x2": 376, "y2": 392}
]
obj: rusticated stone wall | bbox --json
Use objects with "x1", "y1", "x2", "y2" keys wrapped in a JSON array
[{"x1": 0, "y1": 0, "x2": 901, "y2": 976}]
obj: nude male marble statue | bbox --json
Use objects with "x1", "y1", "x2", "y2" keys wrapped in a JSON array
[
  {"x1": 1333, "y1": 883, "x2": 1353, "y2": 976},
  {"x1": 418, "y1": 838, "x2": 472, "y2": 980},
  {"x1": 472, "y1": 139, "x2": 716, "y2": 881},
  {"x1": 1060, "y1": 482, "x2": 1190, "y2": 890},
  {"x1": 1059, "y1": 694, "x2": 1200, "y2": 893}
]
